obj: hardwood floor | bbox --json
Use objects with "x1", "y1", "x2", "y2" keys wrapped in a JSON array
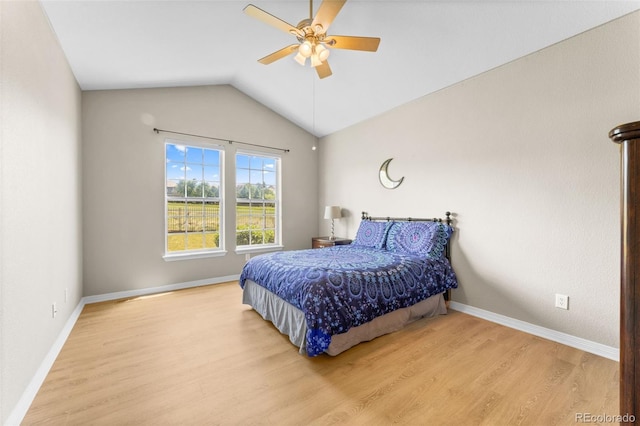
[{"x1": 23, "y1": 282, "x2": 619, "y2": 425}]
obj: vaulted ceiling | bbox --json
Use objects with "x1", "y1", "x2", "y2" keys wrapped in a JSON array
[{"x1": 41, "y1": 1, "x2": 640, "y2": 137}]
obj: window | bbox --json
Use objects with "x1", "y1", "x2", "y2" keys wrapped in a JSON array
[
  {"x1": 235, "y1": 152, "x2": 280, "y2": 249},
  {"x1": 165, "y1": 140, "x2": 223, "y2": 257}
]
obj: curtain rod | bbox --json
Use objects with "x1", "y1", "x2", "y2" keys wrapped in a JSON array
[{"x1": 153, "y1": 128, "x2": 290, "y2": 153}]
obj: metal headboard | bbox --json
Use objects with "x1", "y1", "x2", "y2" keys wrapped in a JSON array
[{"x1": 361, "y1": 211, "x2": 452, "y2": 226}]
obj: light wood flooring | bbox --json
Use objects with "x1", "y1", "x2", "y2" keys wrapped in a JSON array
[{"x1": 23, "y1": 282, "x2": 619, "y2": 425}]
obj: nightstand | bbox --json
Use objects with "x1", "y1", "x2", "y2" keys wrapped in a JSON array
[{"x1": 312, "y1": 237, "x2": 352, "y2": 249}]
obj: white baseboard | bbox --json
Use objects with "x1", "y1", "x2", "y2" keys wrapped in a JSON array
[
  {"x1": 448, "y1": 301, "x2": 619, "y2": 362},
  {"x1": 82, "y1": 275, "x2": 240, "y2": 304},
  {"x1": 6, "y1": 275, "x2": 240, "y2": 426},
  {"x1": 5, "y1": 300, "x2": 85, "y2": 426}
]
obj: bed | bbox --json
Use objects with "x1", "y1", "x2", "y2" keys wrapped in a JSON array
[{"x1": 239, "y1": 212, "x2": 458, "y2": 356}]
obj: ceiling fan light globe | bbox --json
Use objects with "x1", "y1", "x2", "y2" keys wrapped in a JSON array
[
  {"x1": 315, "y1": 44, "x2": 330, "y2": 61},
  {"x1": 299, "y1": 41, "x2": 313, "y2": 58},
  {"x1": 310, "y1": 53, "x2": 322, "y2": 67},
  {"x1": 294, "y1": 52, "x2": 307, "y2": 66}
]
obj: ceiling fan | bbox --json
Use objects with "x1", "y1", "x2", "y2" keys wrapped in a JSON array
[{"x1": 243, "y1": 0, "x2": 381, "y2": 79}]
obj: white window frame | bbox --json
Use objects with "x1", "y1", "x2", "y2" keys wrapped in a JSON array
[
  {"x1": 234, "y1": 150, "x2": 283, "y2": 254},
  {"x1": 163, "y1": 138, "x2": 226, "y2": 261}
]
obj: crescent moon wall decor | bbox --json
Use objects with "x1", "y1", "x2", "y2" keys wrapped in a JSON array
[{"x1": 379, "y1": 158, "x2": 404, "y2": 189}]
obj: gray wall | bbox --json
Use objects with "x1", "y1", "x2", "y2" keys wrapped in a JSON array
[
  {"x1": 81, "y1": 85, "x2": 318, "y2": 296},
  {"x1": 317, "y1": 11, "x2": 640, "y2": 348},
  {"x1": 0, "y1": 2, "x2": 83, "y2": 423}
]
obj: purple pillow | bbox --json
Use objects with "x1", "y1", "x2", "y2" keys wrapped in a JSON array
[
  {"x1": 352, "y1": 221, "x2": 392, "y2": 249},
  {"x1": 386, "y1": 221, "x2": 453, "y2": 259}
]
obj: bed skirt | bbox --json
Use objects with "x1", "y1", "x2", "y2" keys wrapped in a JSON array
[{"x1": 242, "y1": 279, "x2": 447, "y2": 356}]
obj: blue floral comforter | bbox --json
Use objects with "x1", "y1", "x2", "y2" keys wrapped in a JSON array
[{"x1": 239, "y1": 245, "x2": 458, "y2": 356}]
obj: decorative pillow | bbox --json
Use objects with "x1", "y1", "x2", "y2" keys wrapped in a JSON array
[
  {"x1": 386, "y1": 221, "x2": 453, "y2": 259},
  {"x1": 352, "y1": 221, "x2": 393, "y2": 249}
]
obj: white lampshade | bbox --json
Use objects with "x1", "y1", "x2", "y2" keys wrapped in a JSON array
[{"x1": 324, "y1": 206, "x2": 342, "y2": 220}]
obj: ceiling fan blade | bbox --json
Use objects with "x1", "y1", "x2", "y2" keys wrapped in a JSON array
[
  {"x1": 244, "y1": 4, "x2": 303, "y2": 37},
  {"x1": 315, "y1": 60, "x2": 332, "y2": 79},
  {"x1": 311, "y1": 0, "x2": 346, "y2": 33},
  {"x1": 325, "y1": 35, "x2": 380, "y2": 52},
  {"x1": 258, "y1": 45, "x2": 299, "y2": 65}
]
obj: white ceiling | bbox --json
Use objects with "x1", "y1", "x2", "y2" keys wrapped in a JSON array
[{"x1": 40, "y1": 0, "x2": 640, "y2": 137}]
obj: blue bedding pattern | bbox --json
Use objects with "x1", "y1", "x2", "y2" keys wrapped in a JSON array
[{"x1": 239, "y1": 245, "x2": 458, "y2": 356}]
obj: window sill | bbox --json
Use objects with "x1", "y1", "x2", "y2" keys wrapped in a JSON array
[
  {"x1": 163, "y1": 250, "x2": 228, "y2": 262},
  {"x1": 235, "y1": 245, "x2": 284, "y2": 255}
]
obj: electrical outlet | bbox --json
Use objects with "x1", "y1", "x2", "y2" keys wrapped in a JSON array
[
  {"x1": 52, "y1": 303, "x2": 58, "y2": 318},
  {"x1": 555, "y1": 294, "x2": 569, "y2": 310}
]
